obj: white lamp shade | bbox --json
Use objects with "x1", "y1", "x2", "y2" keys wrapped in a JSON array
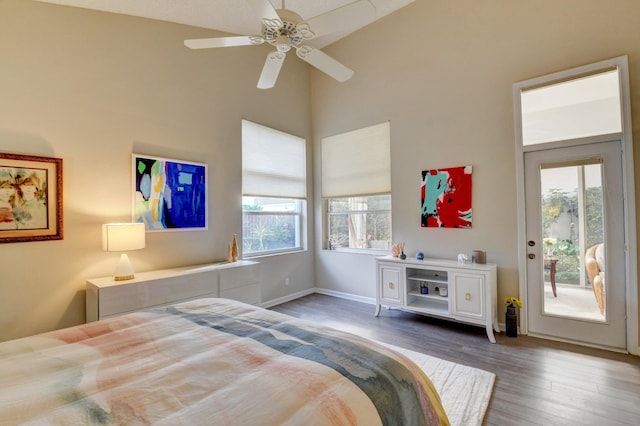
[
  {"x1": 102, "y1": 223, "x2": 145, "y2": 281},
  {"x1": 102, "y1": 223, "x2": 146, "y2": 252}
]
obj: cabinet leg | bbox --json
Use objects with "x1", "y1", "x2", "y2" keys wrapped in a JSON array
[
  {"x1": 485, "y1": 323, "x2": 496, "y2": 343},
  {"x1": 374, "y1": 304, "x2": 381, "y2": 317}
]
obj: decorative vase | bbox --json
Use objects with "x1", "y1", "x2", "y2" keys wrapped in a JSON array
[
  {"x1": 399, "y1": 251, "x2": 406, "y2": 260},
  {"x1": 231, "y1": 234, "x2": 239, "y2": 262},
  {"x1": 505, "y1": 306, "x2": 518, "y2": 337}
]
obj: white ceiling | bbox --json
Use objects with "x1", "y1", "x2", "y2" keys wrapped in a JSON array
[{"x1": 34, "y1": 0, "x2": 415, "y2": 48}]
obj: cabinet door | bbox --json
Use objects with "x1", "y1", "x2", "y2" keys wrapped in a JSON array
[
  {"x1": 219, "y1": 262, "x2": 261, "y2": 304},
  {"x1": 451, "y1": 272, "x2": 485, "y2": 322},
  {"x1": 379, "y1": 265, "x2": 403, "y2": 306}
]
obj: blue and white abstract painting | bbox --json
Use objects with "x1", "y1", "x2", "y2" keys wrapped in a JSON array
[{"x1": 133, "y1": 154, "x2": 207, "y2": 230}]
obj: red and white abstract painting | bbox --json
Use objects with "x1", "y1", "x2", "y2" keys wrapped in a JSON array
[{"x1": 421, "y1": 165, "x2": 472, "y2": 228}]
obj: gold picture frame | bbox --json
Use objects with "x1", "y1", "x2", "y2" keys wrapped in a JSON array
[{"x1": 0, "y1": 153, "x2": 63, "y2": 243}]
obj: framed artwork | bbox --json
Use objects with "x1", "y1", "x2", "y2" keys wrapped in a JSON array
[
  {"x1": 421, "y1": 165, "x2": 472, "y2": 228},
  {"x1": 0, "y1": 153, "x2": 63, "y2": 243},
  {"x1": 133, "y1": 154, "x2": 207, "y2": 231}
]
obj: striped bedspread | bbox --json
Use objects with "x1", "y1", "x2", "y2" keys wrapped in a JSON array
[{"x1": 0, "y1": 298, "x2": 449, "y2": 425}]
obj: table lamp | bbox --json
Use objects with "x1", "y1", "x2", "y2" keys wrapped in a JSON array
[{"x1": 102, "y1": 222, "x2": 146, "y2": 281}]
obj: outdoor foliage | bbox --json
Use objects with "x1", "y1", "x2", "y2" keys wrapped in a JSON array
[
  {"x1": 242, "y1": 213, "x2": 296, "y2": 253},
  {"x1": 542, "y1": 185, "x2": 603, "y2": 285}
]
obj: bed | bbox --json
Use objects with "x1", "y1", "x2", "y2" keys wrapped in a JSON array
[{"x1": 0, "y1": 298, "x2": 449, "y2": 425}]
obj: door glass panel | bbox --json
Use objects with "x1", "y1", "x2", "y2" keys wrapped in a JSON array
[
  {"x1": 540, "y1": 161, "x2": 605, "y2": 322},
  {"x1": 521, "y1": 69, "x2": 622, "y2": 145}
]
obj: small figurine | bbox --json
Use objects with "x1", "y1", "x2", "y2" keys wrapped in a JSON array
[
  {"x1": 227, "y1": 243, "x2": 233, "y2": 262},
  {"x1": 231, "y1": 234, "x2": 239, "y2": 262}
]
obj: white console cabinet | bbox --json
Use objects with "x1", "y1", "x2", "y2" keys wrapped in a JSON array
[
  {"x1": 86, "y1": 260, "x2": 260, "y2": 322},
  {"x1": 375, "y1": 256, "x2": 499, "y2": 343}
]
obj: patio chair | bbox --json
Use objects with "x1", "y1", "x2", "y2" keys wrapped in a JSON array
[{"x1": 585, "y1": 243, "x2": 605, "y2": 315}]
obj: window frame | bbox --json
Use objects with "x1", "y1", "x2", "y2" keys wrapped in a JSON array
[
  {"x1": 512, "y1": 55, "x2": 637, "y2": 352},
  {"x1": 320, "y1": 121, "x2": 392, "y2": 253}
]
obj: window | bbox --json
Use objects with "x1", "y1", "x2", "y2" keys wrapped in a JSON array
[
  {"x1": 242, "y1": 196, "x2": 304, "y2": 255},
  {"x1": 321, "y1": 122, "x2": 392, "y2": 251},
  {"x1": 327, "y1": 194, "x2": 391, "y2": 249},
  {"x1": 242, "y1": 120, "x2": 306, "y2": 256},
  {"x1": 519, "y1": 68, "x2": 622, "y2": 145}
]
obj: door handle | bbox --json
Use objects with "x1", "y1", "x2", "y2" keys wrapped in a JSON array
[{"x1": 528, "y1": 253, "x2": 536, "y2": 259}]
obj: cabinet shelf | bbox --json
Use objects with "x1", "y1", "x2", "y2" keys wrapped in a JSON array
[
  {"x1": 408, "y1": 291, "x2": 448, "y2": 302},
  {"x1": 406, "y1": 299, "x2": 449, "y2": 315},
  {"x1": 407, "y1": 274, "x2": 448, "y2": 284}
]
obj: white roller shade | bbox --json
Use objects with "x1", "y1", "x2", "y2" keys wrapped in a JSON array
[
  {"x1": 242, "y1": 120, "x2": 307, "y2": 198},
  {"x1": 321, "y1": 121, "x2": 391, "y2": 197}
]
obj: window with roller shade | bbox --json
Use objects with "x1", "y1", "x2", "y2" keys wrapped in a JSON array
[
  {"x1": 242, "y1": 120, "x2": 307, "y2": 256},
  {"x1": 321, "y1": 122, "x2": 391, "y2": 250}
]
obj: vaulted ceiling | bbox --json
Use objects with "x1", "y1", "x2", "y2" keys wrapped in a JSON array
[{"x1": 34, "y1": 0, "x2": 415, "y2": 48}]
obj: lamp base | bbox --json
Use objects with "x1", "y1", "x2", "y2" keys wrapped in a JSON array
[
  {"x1": 114, "y1": 274, "x2": 135, "y2": 281},
  {"x1": 113, "y1": 253, "x2": 135, "y2": 281}
]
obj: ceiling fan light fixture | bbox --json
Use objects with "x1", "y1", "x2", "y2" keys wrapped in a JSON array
[{"x1": 274, "y1": 35, "x2": 291, "y2": 52}]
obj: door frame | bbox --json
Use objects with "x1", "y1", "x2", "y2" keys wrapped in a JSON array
[{"x1": 512, "y1": 56, "x2": 638, "y2": 354}]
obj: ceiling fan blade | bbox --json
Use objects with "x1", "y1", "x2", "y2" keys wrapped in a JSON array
[
  {"x1": 295, "y1": 46, "x2": 354, "y2": 82},
  {"x1": 246, "y1": 0, "x2": 282, "y2": 25},
  {"x1": 257, "y1": 51, "x2": 286, "y2": 89},
  {"x1": 184, "y1": 36, "x2": 264, "y2": 49},
  {"x1": 300, "y1": 0, "x2": 376, "y2": 39}
]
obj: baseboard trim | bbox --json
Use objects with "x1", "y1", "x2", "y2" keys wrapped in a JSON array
[
  {"x1": 259, "y1": 288, "x2": 375, "y2": 309},
  {"x1": 259, "y1": 288, "x2": 316, "y2": 309},
  {"x1": 313, "y1": 288, "x2": 376, "y2": 305}
]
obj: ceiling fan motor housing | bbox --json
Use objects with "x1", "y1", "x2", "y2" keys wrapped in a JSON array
[{"x1": 263, "y1": 9, "x2": 308, "y2": 50}]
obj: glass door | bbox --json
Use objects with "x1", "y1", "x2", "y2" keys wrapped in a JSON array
[
  {"x1": 524, "y1": 141, "x2": 626, "y2": 349},
  {"x1": 540, "y1": 160, "x2": 603, "y2": 320}
]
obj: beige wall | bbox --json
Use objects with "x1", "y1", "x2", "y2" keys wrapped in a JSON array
[
  {"x1": 0, "y1": 0, "x2": 315, "y2": 341},
  {"x1": 312, "y1": 0, "x2": 640, "y2": 343},
  {"x1": 2, "y1": 0, "x2": 639, "y2": 347}
]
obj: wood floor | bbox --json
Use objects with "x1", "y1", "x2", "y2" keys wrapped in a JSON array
[{"x1": 269, "y1": 293, "x2": 640, "y2": 426}]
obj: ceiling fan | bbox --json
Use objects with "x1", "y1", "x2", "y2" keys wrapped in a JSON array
[{"x1": 184, "y1": 0, "x2": 375, "y2": 89}]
